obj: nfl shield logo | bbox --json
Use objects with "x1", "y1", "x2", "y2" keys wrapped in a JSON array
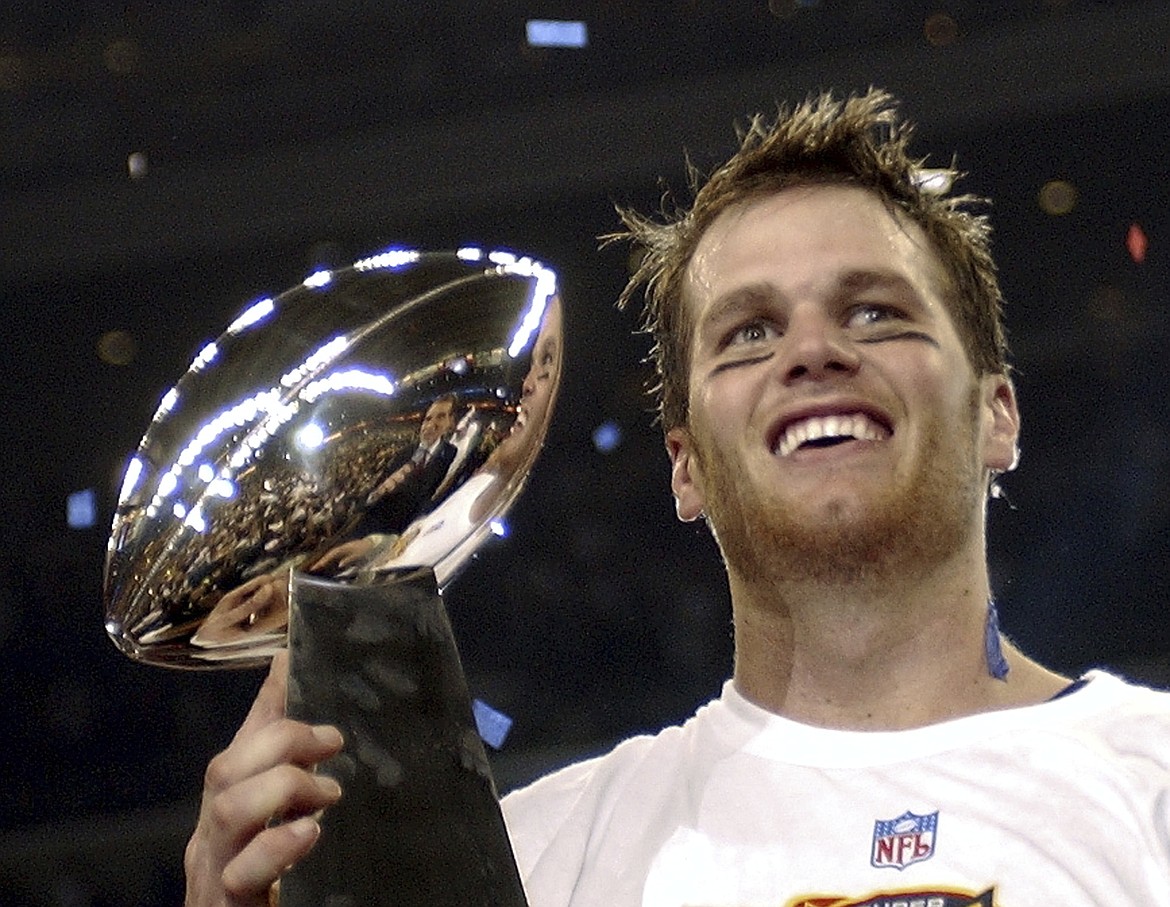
[{"x1": 870, "y1": 810, "x2": 939, "y2": 870}]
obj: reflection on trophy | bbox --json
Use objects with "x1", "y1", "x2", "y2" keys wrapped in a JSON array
[{"x1": 104, "y1": 248, "x2": 562, "y2": 905}]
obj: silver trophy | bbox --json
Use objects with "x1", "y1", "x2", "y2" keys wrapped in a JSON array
[{"x1": 104, "y1": 248, "x2": 563, "y2": 905}]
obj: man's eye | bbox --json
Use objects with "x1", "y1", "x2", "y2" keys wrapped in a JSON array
[
  {"x1": 848, "y1": 304, "x2": 901, "y2": 328},
  {"x1": 727, "y1": 321, "x2": 776, "y2": 346}
]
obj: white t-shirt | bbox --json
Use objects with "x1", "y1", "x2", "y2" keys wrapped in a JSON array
[
  {"x1": 363, "y1": 471, "x2": 499, "y2": 587},
  {"x1": 501, "y1": 671, "x2": 1170, "y2": 906}
]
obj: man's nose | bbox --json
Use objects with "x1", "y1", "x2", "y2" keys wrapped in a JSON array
[{"x1": 777, "y1": 309, "x2": 861, "y2": 384}]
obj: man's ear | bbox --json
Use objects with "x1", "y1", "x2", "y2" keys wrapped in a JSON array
[
  {"x1": 666, "y1": 426, "x2": 706, "y2": 522},
  {"x1": 981, "y1": 373, "x2": 1021, "y2": 473}
]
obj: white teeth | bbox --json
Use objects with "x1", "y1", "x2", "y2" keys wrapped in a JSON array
[{"x1": 774, "y1": 412, "x2": 887, "y2": 458}]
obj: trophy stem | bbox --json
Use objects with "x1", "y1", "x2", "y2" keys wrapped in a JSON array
[{"x1": 281, "y1": 570, "x2": 528, "y2": 907}]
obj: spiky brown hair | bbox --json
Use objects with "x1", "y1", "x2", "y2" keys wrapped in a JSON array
[{"x1": 611, "y1": 88, "x2": 1007, "y2": 431}]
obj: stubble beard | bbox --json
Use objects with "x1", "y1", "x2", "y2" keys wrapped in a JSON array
[{"x1": 693, "y1": 392, "x2": 985, "y2": 589}]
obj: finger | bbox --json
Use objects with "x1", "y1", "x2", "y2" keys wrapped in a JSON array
[
  {"x1": 235, "y1": 572, "x2": 274, "y2": 597},
  {"x1": 207, "y1": 718, "x2": 344, "y2": 798},
  {"x1": 308, "y1": 550, "x2": 341, "y2": 573},
  {"x1": 236, "y1": 651, "x2": 291, "y2": 738},
  {"x1": 209, "y1": 765, "x2": 341, "y2": 850},
  {"x1": 247, "y1": 581, "x2": 275, "y2": 609},
  {"x1": 221, "y1": 816, "x2": 322, "y2": 900}
]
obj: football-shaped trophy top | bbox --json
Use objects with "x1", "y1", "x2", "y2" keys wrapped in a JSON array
[{"x1": 104, "y1": 248, "x2": 562, "y2": 669}]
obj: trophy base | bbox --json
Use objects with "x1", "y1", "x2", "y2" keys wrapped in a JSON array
[{"x1": 281, "y1": 569, "x2": 527, "y2": 907}]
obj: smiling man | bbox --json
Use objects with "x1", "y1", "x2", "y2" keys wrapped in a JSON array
[
  {"x1": 664, "y1": 182, "x2": 1046, "y2": 729},
  {"x1": 500, "y1": 90, "x2": 1170, "y2": 906},
  {"x1": 185, "y1": 90, "x2": 1170, "y2": 907}
]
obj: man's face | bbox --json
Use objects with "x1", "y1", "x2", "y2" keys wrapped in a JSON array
[
  {"x1": 419, "y1": 400, "x2": 455, "y2": 446},
  {"x1": 667, "y1": 184, "x2": 1019, "y2": 583},
  {"x1": 488, "y1": 296, "x2": 564, "y2": 477}
]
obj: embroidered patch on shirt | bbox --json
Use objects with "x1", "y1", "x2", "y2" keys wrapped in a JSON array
[
  {"x1": 785, "y1": 886, "x2": 996, "y2": 907},
  {"x1": 871, "y1": 810, "x2": 939, "y2": 870}
]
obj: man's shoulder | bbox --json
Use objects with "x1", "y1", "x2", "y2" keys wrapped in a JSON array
[
  {"x1": 502, "y1": 720, "x2": 688, "y2": 816},
  {"x1": 1053, "y1": 670, "x2": 1170, "y2": 769},
  {"x1": 1077, "y1": 669, "x2": 1170, "y2": 714},
  {"x1": 500, "y1": 693, "x2": 732, "y2": 846}
]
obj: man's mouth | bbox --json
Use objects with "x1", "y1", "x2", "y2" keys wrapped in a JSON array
[{"x1": 772, "y1": 412, "x2": 890, "y2": 458}]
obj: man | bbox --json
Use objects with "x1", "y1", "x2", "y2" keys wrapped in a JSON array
[
  {"x1": 351, "y1": 393, "x2": 460, "y2": 537},
  {"x1": 185, "y1": 90, "x2": 1170, "y2": 906}
]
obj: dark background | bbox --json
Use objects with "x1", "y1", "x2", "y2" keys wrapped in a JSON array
[{"x1": 3, "y1": 2, "x2": 1169, "y2": 903}]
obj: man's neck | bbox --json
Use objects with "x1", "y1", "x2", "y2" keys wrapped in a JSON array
[{"x1": 728, "y1": 557, "x2": 1068, "y2": 731}]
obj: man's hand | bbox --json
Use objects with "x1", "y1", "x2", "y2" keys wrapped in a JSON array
[
  {"x1": 307, "y1": 537, "x2": 378, "y2": 575},
  {"x1": 184, "y1": 652, "x2": 344, "y2": 906},
  {"x1": 367, "y1": 463, "x2": 414, "y2": 504}
]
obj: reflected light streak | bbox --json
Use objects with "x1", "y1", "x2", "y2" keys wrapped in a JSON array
[
  {"x1": 184, "y1": 505, "x2": 206, "y2": 533},
  {"x1": 496, "y1": 253, "x2": 558, "y2": 357},
  {"x1": 167, "y1": 345, "x2": 354, "y2": 485},
  {"x1": 157, "y1": 471, "x2": 178, "y2": 498},
  {"x1": 300, "y1": 367, "x2": 397, "y2": 403},
  {"x1": 507, "y1": 301, "x2": 546, "y2": 357},
  {"x1": 118, "y1": 455, "x2": 146, "y2": 504},
  {"x1": 191, "y1": 341, "x2": 219, "y2": 372},
  {"x1": 153, "y1": 387, "x2": 179, "y2": 422},
  {"x1": 176, "y1": 389, "x2": 279, "y2": 469},
  {"x1": 303, "y1": 269, "x2": 333, "y2": 289},
  {"x1": 354, "y1": 248, "x2": 421, "y2": 271},
  {"x1": 208, "y1": 477, "x2": 236, "y2": 499},
  {"x1": 227, "y1": 297, "x2": 275, "y2": 335},
  {"x1": 280, "y1": 335, "x2": 351, "y2": 389},
  {"x1": 227, "y1": 398, "x2": 298, "y2": 470}
]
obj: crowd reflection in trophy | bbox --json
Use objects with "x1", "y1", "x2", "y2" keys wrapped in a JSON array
[{"x1": 189, "y1": 296, "x2": 563, "y2": 652}]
